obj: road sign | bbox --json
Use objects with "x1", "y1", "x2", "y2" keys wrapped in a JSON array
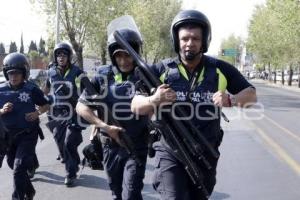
[{"x1": 222, "y1": 48, "x2": 237, "y2": 57}]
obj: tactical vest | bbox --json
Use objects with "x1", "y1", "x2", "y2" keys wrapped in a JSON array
[
  {"x1": 48, "y1": 65, "x2": 85, "y2": 128},
  {"x1": 0, "y1": 82, "x2": 38, "y2": 129},
  {"x1": 97, "y1": 65, "x2": 148, "y2": 139},
  {"x1": 159, "y1": 56, "x2": 226, "y2": 140},
  {"x1": 48, "y1": 65, "x2": 82, "y2": 107}
]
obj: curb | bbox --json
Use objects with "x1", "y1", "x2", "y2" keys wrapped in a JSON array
[{"x1": 250, "y1": 79, "x2": 300, "y2": 93}]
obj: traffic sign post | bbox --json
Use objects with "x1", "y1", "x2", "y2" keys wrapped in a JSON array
[{"x1": 222, "y1": 48, "x2": 237, "y2": 57}]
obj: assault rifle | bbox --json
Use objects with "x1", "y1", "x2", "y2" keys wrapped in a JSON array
[
  {"x1": 80, "y1": 76, "x2": 143, "y2": 166},
  {"x1": 114, "y1": 30, "x2": 220, "y2": 198}
]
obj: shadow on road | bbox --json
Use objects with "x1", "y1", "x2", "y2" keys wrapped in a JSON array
[
  {"x1": 32, "y1": 171, "x2": 64, "y2": 185},
  {"x1": 210, "y1": 191, "x2": 230, "y2": 200},
  {"x1": 32, "y1": 171, "x2": 109, "y2": 190},
  {"x1": 76, "y1": 174, "x2": 109, "y2": 189}
]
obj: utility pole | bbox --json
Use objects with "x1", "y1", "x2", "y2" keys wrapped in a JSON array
[{"x1": 55, "y1": 0, "x2": 61, "y2": 44}]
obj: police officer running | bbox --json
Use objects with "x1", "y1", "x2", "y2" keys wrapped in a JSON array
[
  {"x1": 76, "y1": 28, "x2": 149, "y2": 200},
  {"x1": 0, "y1": 53, "x2": 50, "y2": 200},
  {"x1": 43, "y1": 42, "x2": 85, "y2": 186},
  {"x1": 131, "y1": 10, "x2": 257, "y2": 200}
]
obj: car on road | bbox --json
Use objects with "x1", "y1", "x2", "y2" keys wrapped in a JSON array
[{"x1": 249, "y1": 71, "x2": 258, "y2": 79}]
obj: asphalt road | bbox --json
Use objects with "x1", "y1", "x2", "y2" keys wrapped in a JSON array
[
  {"x1": 213, "y1": 81, "x2": 300, "y2": 200},
  {"x1": 1, "y1": 80, "x2": 300, "y2": 200}
]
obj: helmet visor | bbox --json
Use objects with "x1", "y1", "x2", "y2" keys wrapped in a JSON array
[
  {"x1": 7, "y1": 69, "x2": 23, "y2": 75},
  {"x1": 112, "y1": 48, "x2": 129, "y2": 56}
]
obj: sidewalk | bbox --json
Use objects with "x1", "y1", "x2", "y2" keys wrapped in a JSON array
[{"x1": 250, "y1": 79, "x2": 300, "y2": 93}]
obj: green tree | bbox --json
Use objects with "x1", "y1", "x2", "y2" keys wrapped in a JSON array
[
  {"x1": 129, "y1": 0, "x2": 181, "y2": 63},
  {"x1": 247, "y1": 0, "x2": 300, "y2": 85},
  {"x1": 38, "y1": 37, "x2": 47, "y2": 56},
  {"x1": 31, "y1": 0, "x2": 182, "y2": 67},
  {"x1": 28, "y1": 41, "x2": 38, "y2": 53},
  {"x1": 0, "y1": 43, "x2": 5, "y2": 54},
  {"x1": 248, "y1": 5, "x2": 275, "y2": 76},
  {"x1": 32, "y1": 0, "x2": 102, "y2": 68},
  {"x1": 219, "y1": 34, "x2": 243, "y2": 66},
  {"x1": 28, "y1": 50, "x2": 40, "y2": 69},
  {"x1": 86, "y1": 0, "x2": 181, "y2": 64},
  {"x1": 9, "y1": 42, "x2": 18, "y2": 53},
  {"x1": 269, "y1": 0, "x2": 300, "y2": 85},
  {"x1": 46, "y1": 36, "x2": 56, "y2": 64},
  {"x1": 20, "y1": 33, "x2": 24, "y2": 54}
]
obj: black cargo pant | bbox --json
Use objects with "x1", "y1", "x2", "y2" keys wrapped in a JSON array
[
  {"x1": 53, "y1": 123, "x2": 83, "y2": 178},
  {"x1": 6, "y1": 129, "x2": 38, "y2": 200},
  {"x1": 152, "y1": 145, "x2": 220, "y2": 200},
  {"x1": 102, "y1": 137, "x2": 147, "y2": 200}
]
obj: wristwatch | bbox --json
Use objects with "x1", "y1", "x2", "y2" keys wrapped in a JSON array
[{"x1": 230, "y1": 95, "x2": 237, "y2": 107}]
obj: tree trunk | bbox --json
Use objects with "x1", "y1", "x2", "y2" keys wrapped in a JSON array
[
  {"x1": 268, "y1": 62, "x2": 272, "y2": 82},
  {"x1": 69, "y1": 37, "x2": 83, "y2": 69},
  {"x1": 288, "y1": 64, "x2": 293, "y2": 86},
  {"x1": 298, "y1": 64, "x2": 300, "y2": 88},
  {"x1": 144, "y1": 51, "x2": 148, "y2": 63},
  {"x1": 152, "y1": 52, "x2": 160, "y2": 64},
  {"x1": 100, "y1": 46, "x2": 106, "y2": 65},
  {"x1": 76, "y1": 50, "x2": 83, "y2": 69}
]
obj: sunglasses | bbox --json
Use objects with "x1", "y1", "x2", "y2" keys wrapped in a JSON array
[
  {"x1": 56, "y1": 49, "x2": 69, "y2": 57},
  {"x1": 57, "y1": 52, "x2": 68, "y2": 58}
]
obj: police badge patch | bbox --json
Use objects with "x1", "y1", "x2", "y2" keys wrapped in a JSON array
[{"x1": 18, "y1": 92, "x2": 30, "y2": 102}]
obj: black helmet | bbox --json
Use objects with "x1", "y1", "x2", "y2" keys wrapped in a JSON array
[
  {"x1": 53, "y1": 42, "x2": 73, "y2": 63},
  {"x1": 107, "y1": 29, "x2": 143, "y2": 66},
  {"x1": 171, "y1": 10, "x2": 211, "y2": 53},
  {"x1": 3, "y1": 53, "x2": 30, "y2": 80}
]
